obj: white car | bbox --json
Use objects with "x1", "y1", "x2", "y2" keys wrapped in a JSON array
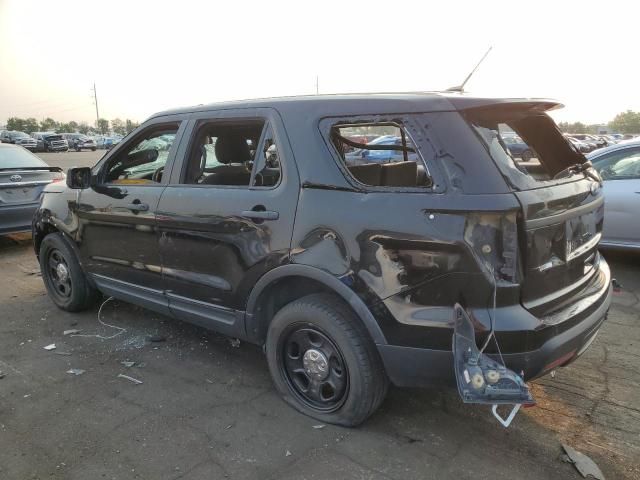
[{"x1": 588, "y1": 140, "x2": 640, "y2": 250}]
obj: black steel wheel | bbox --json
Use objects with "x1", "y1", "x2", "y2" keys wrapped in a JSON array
[
  {"x1": 39, "y1": 233, "x2": 101, "y2": 312},
  {"x1": 46, "y1": 248, "x2": 73, "y2": 301},
  {"x1": 280, "y1": 325, "x2": 349, "y2": 412},
  {"x1": 266, "y1": 293, "x2": 388, "y2": 426}
]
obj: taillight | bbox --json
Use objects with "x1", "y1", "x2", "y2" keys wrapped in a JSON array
[
  {"x1": 51, "y1": 171, "x2": 66, "y2": 183},
  {"x1": 464, "y1": 211, "x2": 520, "y2": 283}
]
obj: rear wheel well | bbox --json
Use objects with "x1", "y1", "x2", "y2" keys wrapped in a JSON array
[{"x1": 249, "y1": 276, "x2": 367, "y2": 345}]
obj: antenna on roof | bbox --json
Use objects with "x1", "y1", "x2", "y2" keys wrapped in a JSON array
[{"x1": 446, "y1": 46, "x2": 493, "y2": 93}]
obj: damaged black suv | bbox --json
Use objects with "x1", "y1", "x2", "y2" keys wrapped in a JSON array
[{"x1": 33, "y1": 94, "x2": 612, "y2": 426}]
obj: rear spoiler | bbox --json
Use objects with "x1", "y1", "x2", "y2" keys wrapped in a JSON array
[
  {"x1": 446, "y1": 96, "x2": 564, "y2": 114},
  {"x1": 0, "y1": 166, "x2": 63, "y2": 172}
]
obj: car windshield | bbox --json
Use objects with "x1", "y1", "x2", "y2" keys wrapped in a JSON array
[
  {"x1": 0, "y1": 146, "x2": 48, "y2": 168},
  {"x1": 11, "y1": 131, "x2": 30, "y2": 139}
]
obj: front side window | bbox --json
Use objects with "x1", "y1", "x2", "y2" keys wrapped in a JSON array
[
  {"x1": 181, "y1": 119, "x2": 280, "y2": 188},
  {"x1": 329, "y1": 121, "x2": 431, "y2": 188},
  {"x1": 593, "y1": 148, "x2": 640, "y2": 180},
  {"x1": 104, "y1": 124, "x2": 178, "y2": 184}
]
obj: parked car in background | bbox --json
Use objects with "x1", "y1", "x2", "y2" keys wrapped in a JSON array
[
  {"x1": 0, "y1": 131, "x2": 38, "y2": 151},
  {"x1": 588, "y1": 140, "x2": 640, "y2": 250},
  {"x1": 93, "y1": 135, "x2": 123, "y2": 150},
  {"x1": 61, "y1": 133, "x2": 97, "y2": 152},
  {"x1": 33, "y1": 93, "x2": 611, "y2": 426},
  {"x1": 503, "y1": 136, "x2": 536, "y2": 161},
  {"x1": 0, "y1": 143, "x2": 65, "y2": 234},
  {"x1": 566, "y1": 135, "x2": 593, "y2": 153},
  {"x1": 32, "y1": 132, "x2": 69, "y2": 152},
  {"x1": 344, "y1": 135, "x2": 422, "y2": 164},
  {"x1": 569, "y1": 134, "x2": 606, "y2": 150}
]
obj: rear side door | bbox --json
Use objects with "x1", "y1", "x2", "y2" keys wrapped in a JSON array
[
  {"x1": 74, "y1": 116, "x2": 188, "y2": 314},
  {"x1": 157, "y1": 108, "x2": 299, "y2": 336},
  {"x1": 592, "y1": 146, "x2": 640, "y2": 246}
]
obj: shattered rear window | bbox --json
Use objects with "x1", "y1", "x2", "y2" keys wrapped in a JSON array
[{"x1": 465, "y1": 110, "x2": 585, "y2": 190}]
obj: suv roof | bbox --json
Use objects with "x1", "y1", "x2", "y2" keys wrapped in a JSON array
[{"x1": 151, "y1": 92, "x2": 562, "y2": 119}]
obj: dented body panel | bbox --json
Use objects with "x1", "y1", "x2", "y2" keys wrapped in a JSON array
[{"x1": 33, "y1": 93, "x2": 612, "y2": 389}]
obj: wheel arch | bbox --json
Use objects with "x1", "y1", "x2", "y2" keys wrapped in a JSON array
[
  {"x1": 33, "y1": 217, "x2": 60, "y2": 258},
  {"x1": 245, "y1": 264, "x2": 387, "y2": 346}
]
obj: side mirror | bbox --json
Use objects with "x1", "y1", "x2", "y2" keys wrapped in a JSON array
[{"x1": 66, "y1": 167, "x2": 92, "y2": 189}]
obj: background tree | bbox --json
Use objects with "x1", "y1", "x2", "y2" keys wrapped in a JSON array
[
  {"x1": 557, "y1": 121, "x2": 587, "y2": 134},
  {"x1": 125, "y1": 119, "x2": 139, "y2": 134},
  {"x1": 24, "y1": 118, "x2": 39, "y2": 133},
  {"x1": 40, "y1": 117, "x2": 58, "y2": 131},
  {"x1": 608, "y1": 110, "x2": 640, "y2": 134},
  {"x1": 111, "y1": 118, "x2": 125, "y2": 136},
  {"x1": 78, "y1": 122, "x2": 90, "y2": 134},
  {"x1": 6, "y1": 117, "x2": 26, "y2": 132},
  {"x1": 96, "y1": 118, "x2": 109, "y2": 134},
  {"x1": 68, "y1": 121, "x2": 79, "y2": 132}
]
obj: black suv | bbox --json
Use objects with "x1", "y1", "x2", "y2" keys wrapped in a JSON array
[{"x1": 33, "y1": 94, "x2": 612, "y2": 426}]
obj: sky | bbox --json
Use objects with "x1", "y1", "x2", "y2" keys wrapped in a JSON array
[{"x1": 1, "y1": 0, "x2": 638, "y2": 127}]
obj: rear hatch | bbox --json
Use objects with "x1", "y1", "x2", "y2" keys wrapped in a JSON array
[{"x1": 463, "y1": 103, "x2": 605, "y2": 318}]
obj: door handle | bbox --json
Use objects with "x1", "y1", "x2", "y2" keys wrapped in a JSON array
[
  {"x1": 126, "y1": 202, "x2": 149, "y2": 212},
  {"x1": 240, "y1": 209, "x2": 279, "y2": 220}
]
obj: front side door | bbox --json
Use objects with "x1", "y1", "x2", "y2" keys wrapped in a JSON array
[
  {"x1": 156, "y1": 108, "x2": 299, "y2": 336},
  {"x1": 74, "y1": 117, "x2": 187, "y2": 313},
  {"x1": 594, "y1": 146, "x2": 640, "y2": 246}
]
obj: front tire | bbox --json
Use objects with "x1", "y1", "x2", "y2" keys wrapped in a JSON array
[
  {"x1": 266, "y1": 293, "x2": 388, "y2": 426},
  {"x1": 521, "y1": 149, "x2": 533, "y2": 161},
  {"x1": 39, "y1": 233, "x2": 101, "y2": 312}
]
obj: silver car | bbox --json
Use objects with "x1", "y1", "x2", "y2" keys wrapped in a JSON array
[
  {"x1": 0, "y1": 143, "x2": 65, "y2": 235},
  {"x1": 588, "y1": 140, "x2": 640, "y2": 250}
]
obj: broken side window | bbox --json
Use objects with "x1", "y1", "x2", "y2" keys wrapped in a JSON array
[{"x1": 329, "y1": 121, "x2": 432, "y2": 188}]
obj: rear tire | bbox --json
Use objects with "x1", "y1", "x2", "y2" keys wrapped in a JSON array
[
  {"x1": 39, "y1": 233, "x2": 101, "y2": 312},
  {"x1": 266, "y1": 293, "x2": 388, "y2": 426},
  {"x1": 521, "y1": 150, "x2": 533, "y2": 161}
]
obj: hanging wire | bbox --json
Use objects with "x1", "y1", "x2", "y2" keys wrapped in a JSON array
[
  {"x1": 478, "y1": 264, "x2": 506, "y2": 367},
  {"x1": 71, "y1": 297, "x2": 126, "y2": 340}
]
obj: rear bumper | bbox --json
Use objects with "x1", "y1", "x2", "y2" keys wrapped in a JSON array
[
  {"x1": 0, "y1": 202, "x2": 39, "y2": 235},
  {"x1": 378, "y1": 257, "x2": 612, "y2": 388}
]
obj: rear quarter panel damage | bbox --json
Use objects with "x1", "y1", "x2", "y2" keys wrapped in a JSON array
[{"x1": 289, "y1": 188, "x2": 523, "y2": 348}]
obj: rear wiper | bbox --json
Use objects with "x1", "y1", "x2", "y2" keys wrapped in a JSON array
[{"x1": 553, "y1": 161, "x2": 600, "y2": 182}]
